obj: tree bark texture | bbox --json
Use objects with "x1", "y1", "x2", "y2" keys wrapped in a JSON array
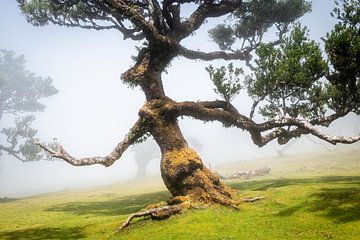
[
  {"x1": 139, "y1": 98, "x2": 236, "y2": 207},
  {"x1": 120, "y1": 45, "x2": 237, "y2": 206}
]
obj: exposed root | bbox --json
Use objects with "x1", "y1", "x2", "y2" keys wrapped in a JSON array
[
  {"x1": 119, "y1": 194, "x2": 265, "y2": 230},
  {"x1": 242, "y1": 196, "x2": 266, "y2": 202},
  {"x1": 119, "y1": 203, "x2": 184, "y2": 230}
]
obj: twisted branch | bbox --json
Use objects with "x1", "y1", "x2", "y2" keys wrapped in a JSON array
[
  {"x1": 0, "y1": 145, "x2": 27, "y2": 162},
  {"x1": 120, "y1": 204, "x2": 183, "y2": 230},
  {"x1": 36, "y1": 118, "x2": 149, "y2": 167},
  {"x1": 179, "y1": 46, "x2": 251, "y2": 61},
  {"x1": 106, "y1": 0, "x2": 167, "y2": 43},
  {"x1": 178, "y1": 0, "x2": 242, "y2": 40},
  {"x1": 173, "y1": 100, "x2": 360, "y2": 147}
]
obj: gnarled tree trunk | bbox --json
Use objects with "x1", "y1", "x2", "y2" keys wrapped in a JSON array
[
  {"x1": 139, "y1": 98, "x2": 236, "y2": 207},
  {"x1": 123, "y1": 47, "x2": 237, "y2": 207}
]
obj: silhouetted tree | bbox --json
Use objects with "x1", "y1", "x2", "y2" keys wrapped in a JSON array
[
  {"x1": 132, "y1": 136, "x2": 202, "y2": 178},
  {"x1": 132, "y1": 138, "x2": 159, "y2": 178},
  {"x1": 0, "y1": 49, "x2": 58, "y2": 162},
  {"x1": 21, "y1": 0, "x2": 360, "y2": 224}
]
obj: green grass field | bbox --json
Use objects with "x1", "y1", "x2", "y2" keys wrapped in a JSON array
[{"x1": 0, "y1": 147, "x2": 359, "y2": 240}]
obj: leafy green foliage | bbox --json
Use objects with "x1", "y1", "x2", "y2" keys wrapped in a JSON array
[
  {"x1": 209, "y1": 0, "x2": 311, "y2": 50},
  {"x1": 0, "y1": 50, "x2": 58, "y2": 114},
  {"x1": 0, "y1": 49, "x2": 58, "y2": 161},
  {"x1": 323, "y1": 0, "x2": 360, "y2": 113},
  {"x1": 245, "y1": 25, "x2": 328, "y2": 119},
  {"x1": 208, "y1": 24, "x2": 235, "y2": 51},
  {"x1": 208, "y1": 0, "x2": 359, "y2": 121},
  {"x1": 206, "y1": 63, "x2": 243, "y2": 103},
  {"x1": 17, "y1": 0, "x2": 111, "y2": 28}
]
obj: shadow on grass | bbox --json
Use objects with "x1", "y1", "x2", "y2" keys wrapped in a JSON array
[
  {"x1": 46, "y1": 191, "x2": 171, "y2": 216},
  {"x1": 231, "y1": 175, "x2": 360, "y2": 223},
  {"x1": 276, "y1": 203, "x2": 308, "y2": 217},
  {"x1": 45, "y1": 176, "x2": 359, "y2": 223},
  {"x1": 229, "y1": 175, "x2": 360, "y2": 191},
  {"x1": 309, "y1": 187, "x2": 360, "y2": 223},
  {"x1": 275, "y1": 187, "x2": 360, "y2": 223},
  {"x1": 0, "y1": 227, "x2": 85, "y2": 240}
]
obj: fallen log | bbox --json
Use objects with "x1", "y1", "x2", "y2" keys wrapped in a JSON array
[{"x1": 227, "y1": 167, "x2": 270, "y2": 179}]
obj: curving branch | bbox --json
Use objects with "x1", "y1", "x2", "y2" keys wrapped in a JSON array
[
  {"x1": 162, "y1": 0, "x2": 181, "y2": 31},
  {"x1": 95, "y1": 3, "x2": 146, "y2": 40},
  {"x1": 36, "y1": 118, "x2": 149, "y2": 167},
  {"x1": 120, "y1": 204, "x2": 183, "y2": 230},
  {"x1": 0, "y1": 145, "x2": 27, "y2": 162},
  {"x1": 114, "y1": 20, "x2": 146, "y2": 40},
  {"x1": 179, "y1": 46, "x2": 251, "y2": 61},
  {"x1": 173, "y1": 100, "x2": 360, "y2": 147},
  {"x1": 178, "y1": 0, "x2": 242, "y2": 40},
  {"x1": 178, "y1": 29, "x2": 285, "y2": 62},
  {"x1": 148, "y1": 0, "x2": 168, "y2": 32},
  {"x1": 106, "y1": 0, "x2": 165, "y2": 42},
  {"x1": 249, "y1": 97, "x2": 265, "y2": 119}
]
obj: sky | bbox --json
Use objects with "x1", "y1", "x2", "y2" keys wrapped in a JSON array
[{"x1": 0, "y1": 0, "x2": 358, "y2": 197}]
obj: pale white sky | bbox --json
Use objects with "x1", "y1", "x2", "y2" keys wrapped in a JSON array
[{"x1": 0, "y1": 0, "x2": 357, "y2": 197}]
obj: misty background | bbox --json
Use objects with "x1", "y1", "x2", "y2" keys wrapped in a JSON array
[{"x1": 0, "y1": 0, "x2": 358, "y2": 198}]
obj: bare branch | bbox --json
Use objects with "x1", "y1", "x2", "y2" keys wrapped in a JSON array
[
  {"x1": 0, "y1": 145, "x2": 27, "y2": 162},
  {"x1": 106, "y1": 0, "x2": 164, "y2": 42},
  {"x1": 36, "y1": 118, "x2": 149, "y2": 167},
  {"x1": 120, "y1": 204, "x2": 182, "y2": 230},
  {"x1": 271, "y1": 119, "x2": 360, "y2": 145},
  {"x1": 249, "y1": 96, "x2": 266, "y2": 119},
  {"x1": 179, "y1": 46, "x2": 251, "y2": 61},
  {"x1": 162, "y1": 0, "x2": 181, "y2": 30},
  {"x1": 179, "y1": 0, "x2": 242, "y2": 40},
  {"x1": 148, "y1": 0, "x2": 168, "y2": 32},
  {"x1": 242, "y1": 196, "x2": 266, "y2": 202}
]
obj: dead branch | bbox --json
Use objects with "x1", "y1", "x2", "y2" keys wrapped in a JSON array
[
  {"x1": 179, "y1": 46, "x2": 251, "y2": 61},
  {"x1": 36, "y1": 118, "x2": 148, "y2": 167},
  {"x1": 228, "y1": 167, "x2": 270, "y2": 180},
  {"x1": 242, "y1": 196, "x2": 266, "y2": 202},
  {"x1": 120, "y1": 204, "x2": 183, "y2": 230}
]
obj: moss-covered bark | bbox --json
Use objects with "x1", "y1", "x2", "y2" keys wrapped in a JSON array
[
  {"x1": 139, "y1": 99, "x2": 236, "y2": 207},
  {"x1": 123, "y1": 46, "x2": 237, "y2": 208},
  {"x1": 161, "y1": 146, "x2": 236, "y2": 206}
]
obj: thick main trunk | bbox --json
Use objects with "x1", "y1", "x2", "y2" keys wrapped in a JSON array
[
  {"x1": 126, "y1": 48, "x2": 236, "y2": 207},
  {"x1": 150, "y1": 117, "x2": 236, "y2": 207}
]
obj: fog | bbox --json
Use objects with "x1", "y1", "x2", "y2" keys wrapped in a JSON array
[{"x1": 0, "y1": 0, "x2": 358, "y2": 198}]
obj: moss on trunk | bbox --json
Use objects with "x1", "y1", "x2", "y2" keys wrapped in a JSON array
[{"x1": 161, "y1": 146, "x2": 237, "y2": 207}]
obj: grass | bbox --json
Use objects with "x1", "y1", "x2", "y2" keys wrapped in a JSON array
[{"x1": 0, "y1": 148, "x2": 359, "y2": 239}]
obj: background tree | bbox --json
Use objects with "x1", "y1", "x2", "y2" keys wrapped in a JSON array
[
  {"x1": 132, "y1": 136, "x2": 202, "y2": 178},
  {"x1": 132, "y1": 138, "x2": 159, "y2": 178},
  {"x1": 0, "y1": 49, "x2": 58, "y2": 162},
  {"x1": 19, "y1": 0, "x2": 360, "y2": 224}
]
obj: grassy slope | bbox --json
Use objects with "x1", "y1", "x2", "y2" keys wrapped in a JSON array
[{"x1": 0, "y1": 147, "x2": 359, "y2": 240}]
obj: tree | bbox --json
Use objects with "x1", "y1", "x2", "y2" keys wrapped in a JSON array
[
  {"x1": 18, "y1": 0, "x2": 359, "y2": 225},
  {"x1": 132, "y1": 138, "x2": 159, "y2": 178},
  {"x1": 0, "y1": 49, "x2": 58, "y2": 162}
]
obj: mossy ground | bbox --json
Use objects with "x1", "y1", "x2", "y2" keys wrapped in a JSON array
[{"x1": 0, "y1": 147, "x2": 359, "y2": 239}]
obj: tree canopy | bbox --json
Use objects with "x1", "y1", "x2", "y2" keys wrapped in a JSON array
[{"x1": 0, "y1": 49, "x2": 58, "y2": 162}]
